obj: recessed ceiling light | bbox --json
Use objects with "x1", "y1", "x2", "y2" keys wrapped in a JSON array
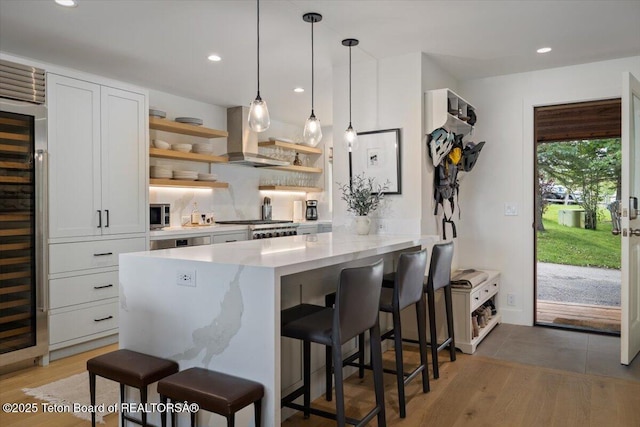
[
  {"x1": 294, "y1": 87, "x2": 304, "y2": 93},
  {"x1": 55, "y1": 0, "x2": 78, "y2": 7},
  {"x1": 537, "y1": 47, "x2": 552, "y2": 54},
  {"x1": 207, "y1": 54, "x2": 222, "y2": 62}
]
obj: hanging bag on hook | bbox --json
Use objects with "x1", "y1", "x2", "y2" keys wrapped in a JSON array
[
  {"x1": 428, "y1": 128, "x2": 454, "y2": 167},
  {"x1": 433, "y1": 160, "x2": 459, "y2": 239}
]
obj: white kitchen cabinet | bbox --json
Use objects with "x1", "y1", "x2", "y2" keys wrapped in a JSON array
[
  {"x1": 451, "y1": 270, "x2": 501, "y2": 354},
  {"x1": 297, "y1": 224, "x2": 318, "y2": 235},
  {"x1": 48, "y1": 73, "x2": 147, "y2": 239},
  {"x1": 212, "y1": 231, "x2": 248, "y2": 243}
]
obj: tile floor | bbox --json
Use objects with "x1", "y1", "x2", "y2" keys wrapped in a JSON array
[{"x1": 473, "y1": 323, "x2": 640, "y2": 382}]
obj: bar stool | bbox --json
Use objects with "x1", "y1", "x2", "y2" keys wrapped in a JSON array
[
  {"x1": 281, "y1": 259, "x2": 386, "y2": 427},
  {"x1": 424, "y1": 241, "x2": 456, "y2": 378},
  {"x1": 326, "y1": 250, "x2": 430, "y2": 418},
  {"x1": 158, "y1": 367, "x2": 264, "y2": 427},
  {"x1": 87, "y1": 349, "x2": 179, "y2": 427}
]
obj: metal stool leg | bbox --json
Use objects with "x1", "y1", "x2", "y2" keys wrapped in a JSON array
[
  {"x1": 120, "y1": 383, "x2": 126, "y2": 427},
  {"x1": 140, "y1": 386, "x2": 148, "y2": 426},
  {"x1": 303, "y1": 340, "x2": 311, "y2": 419},
  {"x1": 416, "y1": 295, "x2": 430, "y2": 392},
  {"x1": 445, "y1": 286, "x2": 456, "y2": 361},
  {"x1": 427, "y1": 286, "x2": 440, "y2": 379},
  {"x1": 160, "y1": 395, "x2": 167, "y2": 427},
  {"x1": 325, "y1": 344, "x2": 332, "y2": 401},
  {"x1": 89, "y1": 372, "x2": 96, "y2": 427},
  {"x1": 370, "y1": 322, "x2": 386, "y2": 427},
  {"x1": 332, "y1": 343, "x2": 347, "y2": 427},
  {"x1": 254, "y1": 398, "x2": 262, "y2": 427},
  {"x1": 392, "y1": 307, "x2": 407, "y2": 418}
]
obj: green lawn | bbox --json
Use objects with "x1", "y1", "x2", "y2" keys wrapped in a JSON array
[{"x1": 537, "y1": 204, "x2": 621, "y2": 269}]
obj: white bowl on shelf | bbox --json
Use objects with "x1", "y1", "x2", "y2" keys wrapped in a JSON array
[
  {"x1": 193, "y1": 143, "x2": 213, "y2": 154},
  {"x1": 197, "y1": 173, "x2": 218, "y2": 181},
  {"x1": 173, "y1": 170, "x2": 198, "y2": 180},
  {"x1": 152, "y1": 139, "x2": 171, "y2": 150},
  {"x1": 171, "y1": 143, "x2": 192, "y2": 153}
]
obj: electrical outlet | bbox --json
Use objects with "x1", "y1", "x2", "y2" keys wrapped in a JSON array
[
  {"x1": 177, "y1": 270, "x2": 196, "y2": 287},
  {"x1": 378, "y1": 222, "x2": 385, "y2": 231},
  {"x1": 507, "y1": 293, "x2": 516, "y2": 306}
]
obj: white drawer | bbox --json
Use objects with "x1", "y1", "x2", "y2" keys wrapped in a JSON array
[
  {"x1": 50, "y1": 271, "x2": 119, "y2": 309},
  {"x1": 50, "y1": 300, "x2": 118, "y2": 345},
  {"x1": 49, "y1": 238, "x2": 145, "y2": 274},
  {"x1": 471, "y1": 280, "x2": 500, "y2": 311},
  {"x1": 212, "y1": 231, "x2": 247, "y2": 243}
]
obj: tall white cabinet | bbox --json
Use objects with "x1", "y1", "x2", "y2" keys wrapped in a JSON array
[
  {"x1": 48, "y1": 74, "x2": 146, "y2": 238},
  {"x1": 47, "y1": 73, "x2": 147, "y2": 360}
]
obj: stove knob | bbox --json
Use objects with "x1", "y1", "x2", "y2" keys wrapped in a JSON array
[
  {"x1": 253, "y1": 234, "x2": 259, "y2": 239},
  {"x1": 268, "y1": 233, "x2": 273, "y2": 238},
  {"x1": 293, "y1": 230, "x2": 298, "y2": 235},
  {"x1": 261, "y1": 233, "x2": 267, "y2": 239},
  {"x1": 288, "y1": 231, "x2": 295, "y2": 236}
]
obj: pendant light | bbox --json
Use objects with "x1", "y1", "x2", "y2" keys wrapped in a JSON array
[
  {"x1": 302, "y1": 12, "x2": 322, "y2": 147},
  {"x1": 342, "y1": 38, "x2": 359, "y2": 152},
  {"x1": 248, "y1": 0, "x2": 270, "y2": 132}
]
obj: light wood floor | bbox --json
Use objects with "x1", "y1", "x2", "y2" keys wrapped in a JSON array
[
  {"x1": 537, "y1": 300, "x2": 621, "y2": 332},
  {"x1": 2, "y1": 344, "x2": 639, "y2": 427}
]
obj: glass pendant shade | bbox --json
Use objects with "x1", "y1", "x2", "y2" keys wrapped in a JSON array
[
  {"x1": 303, "y1": 113, "x2": 322, "y2": 147},
  {"x1": 248, "y1": 96, "x2": 270, "y2": 132},
  {"x1": 343, "y1": 124, "x2": 358, "y2": 152}
]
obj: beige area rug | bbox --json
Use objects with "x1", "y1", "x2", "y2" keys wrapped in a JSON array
[{"x1": 22, "y1": 372, "x2": 118, "y2": 424}]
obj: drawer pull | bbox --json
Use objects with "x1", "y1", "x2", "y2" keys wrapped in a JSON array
[
  {"x1": 226, "y1": 240, "x2": 237, "y2": 242},
  {"x1": 93, "y1": 284, "x2": 114, "y2": 290},
  {"x1": 93, "y1": 252, "x2": 114, "y2": 257},
  {"x1": 94, "y1": 315, "x2": 113, "y2": 322}
]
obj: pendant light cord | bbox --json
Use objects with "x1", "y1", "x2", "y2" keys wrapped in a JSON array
[
  {"x1": 348, "y1": 45, "x2": 352, "y2": 126},
  {"x1": 256, "y1": 0, "x2": 261, "y2": 97},
  {"x1": 311, "y1": 18, "x2": 315, "y2": 116}
]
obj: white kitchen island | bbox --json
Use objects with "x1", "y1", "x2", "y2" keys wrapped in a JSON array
[{"x1": 119, "y1": 232, "x2": 438, "y2": 426}]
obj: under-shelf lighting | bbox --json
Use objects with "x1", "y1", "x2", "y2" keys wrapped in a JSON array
[
  {"x1": 55, "y1": 0, "x2": 78, "y2": 6},
  {"x1": 294, "y1": 87, "x2": 305, "y2": 93},
  {"x1": 536, "y1": 47, "x2": 552, "y2": 54},
  {"x1": 207, "y1": 54, "x2": 222, "y2": 62}
]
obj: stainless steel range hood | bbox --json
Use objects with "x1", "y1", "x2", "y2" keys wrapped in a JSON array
[{"x1": 225, "y1": 106, "x2": 289, "y2": 167}]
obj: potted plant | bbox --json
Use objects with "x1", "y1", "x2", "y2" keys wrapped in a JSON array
[{"x1": 338, "y1": 173, "x2": 389, "y2": 235}]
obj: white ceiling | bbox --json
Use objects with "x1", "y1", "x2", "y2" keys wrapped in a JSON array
[{"x1": 1, "y1": 0, "x2": 639, "y2": 126}]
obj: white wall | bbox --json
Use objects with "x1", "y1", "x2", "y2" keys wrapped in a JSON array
[
  {"x1": 457, "y1": 55, "x2": 640, "y2": 325},
  {"x1": 333, "y1": 52, "x2": 458, "y2": 235}
]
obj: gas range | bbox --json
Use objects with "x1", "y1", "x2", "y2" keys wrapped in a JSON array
[{"x1": 215, "y1": 220, "x2": 299, "y2": 239}]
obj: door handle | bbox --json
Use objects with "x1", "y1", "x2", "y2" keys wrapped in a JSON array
[
  {"x1": 630, "y1": 197, "x2": 638, "y2": 220},
  {"x1": 630, "y1": 228, "x2": 640, "y2": 237}
]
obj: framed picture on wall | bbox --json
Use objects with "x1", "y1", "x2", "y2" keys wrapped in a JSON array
[{"x1": 349, "y1": 128, "x2": 401, "y2": 194}]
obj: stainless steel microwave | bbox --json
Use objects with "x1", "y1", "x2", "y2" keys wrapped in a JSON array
[{"x1": 150, "y1": 203, "x2": 171, "y2": 229}]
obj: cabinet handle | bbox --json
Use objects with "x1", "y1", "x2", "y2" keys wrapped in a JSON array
[
  {"x1": 226, "y1": 240, "x2": 237, "y2": 242},
  {"x1": 94, "y1": 315, "x2": 113, "y2": 322},
  {"x1": 93, "y1": 252, "x2": 113, "y2": 257},
  {"x1": 97, "y1": 210, "x2": 102, "y2": 228},
  {"x1": 105, "y1": 209, "x2": 110, "y2": 228},
  {"x1": 93, "y1": 284, "x2": 114, "y2": 290},
  {"x1": 485, "y1": 289, "x2": 489, "y2": 293},
  {"x1": 474, "y1": 296, "x2": 479, "y2": 300}
]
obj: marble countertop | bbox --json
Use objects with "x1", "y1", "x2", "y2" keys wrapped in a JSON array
[{"x1": 125, "y1": 232, "x2": 438, "y2": 270}]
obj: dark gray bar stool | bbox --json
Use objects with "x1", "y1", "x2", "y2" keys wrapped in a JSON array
[
  {"x1": 281, "y1": 259, "x2": 386, "y2": 427},
  {"x1": 424, "y1": 241, "x2": 456, "y2": 379},
  {"x1": 326, "y1": 249, "x2": 430, "y2": 418}
]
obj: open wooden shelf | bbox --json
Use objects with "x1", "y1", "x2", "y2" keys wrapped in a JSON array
[
  {"x1": 266, "y1": 165, "x2": 323, "y2": 173},
  {"x1": 258, "y1": 140, "x2": 322, "y2": 155},
  {"x1": 258, "y1": 185, "x2": 323, "y2": 192},
  {"x1": 0, "y1": 132, "x2": 30, "y2": 142},
  {"x1": 149, "y1": 117, "x2": 228, "y2": 138},
  {"x1": 149, "y1": 147, "x2": 228, "y2": 163},
  {"x1": 149, "y1": 178, "x2": 229, "y2": 189},
  {"x1": 0, "y1": 144, "x2": 29, "y2": 154}
]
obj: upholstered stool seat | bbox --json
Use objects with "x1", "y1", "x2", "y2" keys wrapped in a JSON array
[
  {"x1": 87, "y1": 349, "x2": 179, "y2": 427},
  {"x1": 158, "y1": 367, "x2": 264, "y2": 427}
]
